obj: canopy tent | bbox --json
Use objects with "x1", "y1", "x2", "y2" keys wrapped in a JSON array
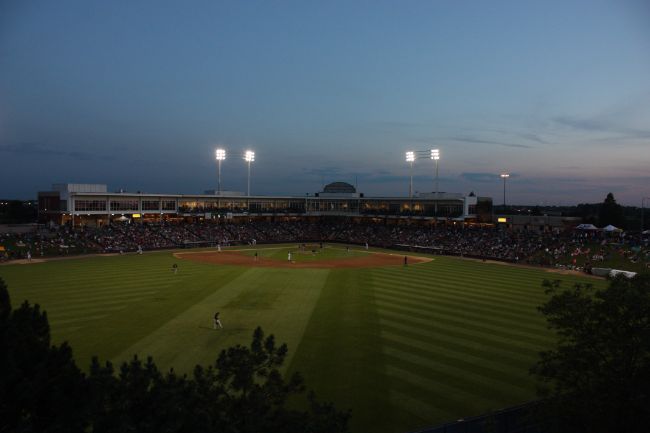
[
  {"x1": 609, "y1": 269, "x2": 637, "y2": 279},
  {"x1": 575, "y1": 224, "x2": 598, "y2": 230},
  {"x1": 642, "y1": 229, "x2": 650, "y2": 235},
  {"x1": 602, "y1": 224, "x2": 623, "y2": 232}
]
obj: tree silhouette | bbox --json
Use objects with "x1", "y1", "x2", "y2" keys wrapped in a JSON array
[
  {"x1": 598, "y1": 192, "x2": 624, "y2": 227},
  {"x1": 532, "y1": 275, "x2": 650, "y2": 433},
  {"x1": 0, "y1": 278, "x2": 89, "y2": 433}
]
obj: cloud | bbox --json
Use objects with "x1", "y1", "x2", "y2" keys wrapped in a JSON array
[
  {"x1": 0, "y1": 142, "x2": 103, "y2": 161},
  {"x1": 553, "y1": 116, "x2": 650, "y2": 139},
  {"x1": 516, "y1": 132, "x2": 549, "y2": 144},
  {"x1": 459, "y1": 172, "x2": 522, "y2": 183},
  {"x1": 300, "y1": 167, "x2": 344, "y2": 178},
  {"x1": 459, "y1": 172, "x2": 501, "y2": 183},
  {"x1": 448, "y1": 136, "x2": 533, "y2": 149}
]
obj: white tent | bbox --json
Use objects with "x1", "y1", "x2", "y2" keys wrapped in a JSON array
[
  {"x1": 602, "y1": 224, "x2": 622, "y2": 232},
  {"x1": 575, "y1": 224, "x2": 598, "y2": 230},
  {"x1": 610, "y1": 269, "x2": 637, "y2": 279},
  {"x1": 642, "y1": 230, "x2": 650, "y2": 235}
]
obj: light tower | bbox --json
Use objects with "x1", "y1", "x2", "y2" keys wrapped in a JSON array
[
  {"x1": 430, "y1": 149, "x2": 440, "y2": 198},
  {"x1": 215, "y1": 148, "x2": 226, "y2": 194},
  {"x1": 244, "y1": 150, "x2": 255, "y2": 196},
  {"x1": 405, "y1": 151, "x2": 415, "y2": 198},
  {"x1": 500, "y1": 172, "x2": 510, "y2": 210},
  {"x1": 642, "y1": 197, "x2": 650, "y2": 242}
]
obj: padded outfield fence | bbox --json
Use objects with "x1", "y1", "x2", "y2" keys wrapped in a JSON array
[{"x1": 392, "y1": 244, "x2": 517, "y2": 264}]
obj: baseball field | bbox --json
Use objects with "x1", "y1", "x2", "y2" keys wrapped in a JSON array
[{"x1": 0, "y1": 244, "x2": 606, "y2": 433}]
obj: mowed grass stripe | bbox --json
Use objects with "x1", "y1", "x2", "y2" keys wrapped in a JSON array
[
  {"x1": 375, "y1": 300, "x2": 553, "y2": 346},
  {"x1": 380, "y1": 331, "x2": 534, "y2": 391},
  {"x1": 373, "y1": 278, "x2": 548, "y2": 309},
  {"x1": 384, "y1": 364, "x2": 489, "y2": 424},
  {"x1": 404, "y1": 262, "x2": 602, "y2": 290},
  {"x1": 13, "y1": 278, "x2": 175, "y2": 298},
  {"x1": 19, "y1": 288, "x2": 162, "y2": 312},
  {"x1": 14, "y1": 287, "x2": 161, "y2": 301},
  {"x1": 375, "y1": 289, "x2": 545, "y2": 333},
  {"x1": 372, "y1": 271, "x2": 548, "y2": 301},
  {"x1": 382, "y1": 348, "x2": 529, "y2": 406},
  {"x1": 17, "y1": 270, "x2": 187, "y2": 285},
  {"x1": 50, "y1": 314, "x2": 109, "y2": 326},
  {"x1": 43, "y1": 291, "x2": 159, "y2": 308},
  {"x1": 47, "y1": 300, "x2": 140, "y2": 318},
  {"x1": 379, "y1": 319, "x2": 539, "y2": 366},
  {"x1": 387, "y1": 389, "x2": 451, "y2": 432},
  {"x1": 377, "y1": 308, "x2": 549, "y2": 353},
  {"x1": 373, "y1": 290, "x2": 547, "y2": 335},
  {"x1": 372, "y1": 282, "x2": 545, "y2": 322},
  {"x1": 372, "y1": 271, "x2": 551, "y2": 304},
  {"x1": 377, "y1": 261, "x2": 575, "y2": 288}
]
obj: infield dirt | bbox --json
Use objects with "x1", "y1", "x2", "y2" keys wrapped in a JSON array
[{"x1": 174, "y1": 250, "x2": 431, "y2": 269}]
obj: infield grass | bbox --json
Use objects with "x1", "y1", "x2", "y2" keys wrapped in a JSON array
[{"x1": 0, "y1": 245, "x2": 606, "y2": 433}]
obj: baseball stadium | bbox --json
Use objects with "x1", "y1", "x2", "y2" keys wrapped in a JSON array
[{"x1": 2, "y1": 180, "x2": 633, "y2": 433}]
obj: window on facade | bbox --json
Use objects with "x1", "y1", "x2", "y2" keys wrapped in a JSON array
[
  {"x1": 162, "y1": 200, "x2": 176, "y2": 211},
  {"x1": 110, "y1": 200, "x2": 139, "y2": 211},
  {"x1": 75, "y1": 200, "x2": 107, "y2": 212},
  {"x1": 142, "y1": 200, "x2": 160, "y2": 211}
]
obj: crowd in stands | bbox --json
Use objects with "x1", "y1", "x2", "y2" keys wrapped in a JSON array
[{"x1": 2, "y1": 221, "x2": 648, "y2": 271}]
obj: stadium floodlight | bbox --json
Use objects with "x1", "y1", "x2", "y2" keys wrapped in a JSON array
[
  {"x1": 215, "y1": 149, "x2": 226, "y2": 194},
  {"x1": 405, "y1": 151, "x2": 415, "y2": 162},
  {"x1": 244, "y1": 150, "x2": 255, "y2": 196},
  {"x1": 406, "y1": 151, "x2": 415, "y2": 198},
  {"x1": 500, "y1": 172, "x2": 510, "y2": 210}
]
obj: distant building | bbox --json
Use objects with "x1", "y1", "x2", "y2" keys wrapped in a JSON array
[
  {"x1": 316, "y1": 182, "x2": 361, "y2": 198},
  {"x1": 495, "y1": 214, "x2": 581, "y2": 232},
  {"x1": 37, "y1": 182, "x2": 492, "y2": 227}
]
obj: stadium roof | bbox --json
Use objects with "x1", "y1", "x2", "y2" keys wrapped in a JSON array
[{"x1": 323, "y1": 182, "x2": 356, "y2": 194}]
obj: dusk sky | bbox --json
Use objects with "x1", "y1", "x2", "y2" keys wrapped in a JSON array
[{"x1": 1, "y1": 0, "x2": 649, "y2": 204}]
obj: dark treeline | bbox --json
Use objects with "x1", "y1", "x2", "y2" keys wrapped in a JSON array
[
  {"x1": 0, "y1": 200, "x2": 38, "y2": 224},
  {"x1": 0, "y1": 277, "x2": 349, "y2": 433},
  {"x1": 505, "y1": 193, "x2": 644, "y2": 230}
]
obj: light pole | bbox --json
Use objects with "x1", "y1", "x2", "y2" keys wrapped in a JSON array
[
  {"x1": 215, "y1": 148, "x2": 226, "y2": 194},
  {"x1": 431, "y1": 149, "x2": 440, "y2": 197},
  {"x1": 402, "y1": 148, "x2": 442, "y2": 216},
  {"x1": 405, "y1": 151, "x2": 415, "y2": 198},
  {"x1": 244, "y1": 150, "x2": 255, "y2": 196},
  {"x1": 431, "y1": 149, "x2": 440, "y2": 217},
  {"x1": 500, "y1": 172, "x2": 510, "y2": 212},
  {"x1": 642, "y1": 197, "x2": 650, "y2": 241}
]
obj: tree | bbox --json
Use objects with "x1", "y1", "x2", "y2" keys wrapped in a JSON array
[
  {"x1": 87, "y1": 327, "x2": 349, "y2": 433},
  {"x1": 0, "y1": 277, "x2": 89, "y2": 433},
  {"x1": 531, "y1": 275, "x2": 650, "y2": 433},
  {"x1": 598, "y1": 192, "x2": 624, "y2": 227},
  {"x1": 0, "y1": 277, "x2": 349, "y2": 433}
]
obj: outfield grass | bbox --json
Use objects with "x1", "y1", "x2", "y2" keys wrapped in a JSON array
[{"x1": 0, "y1": 245, "x2": 606, "y2": 433}]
